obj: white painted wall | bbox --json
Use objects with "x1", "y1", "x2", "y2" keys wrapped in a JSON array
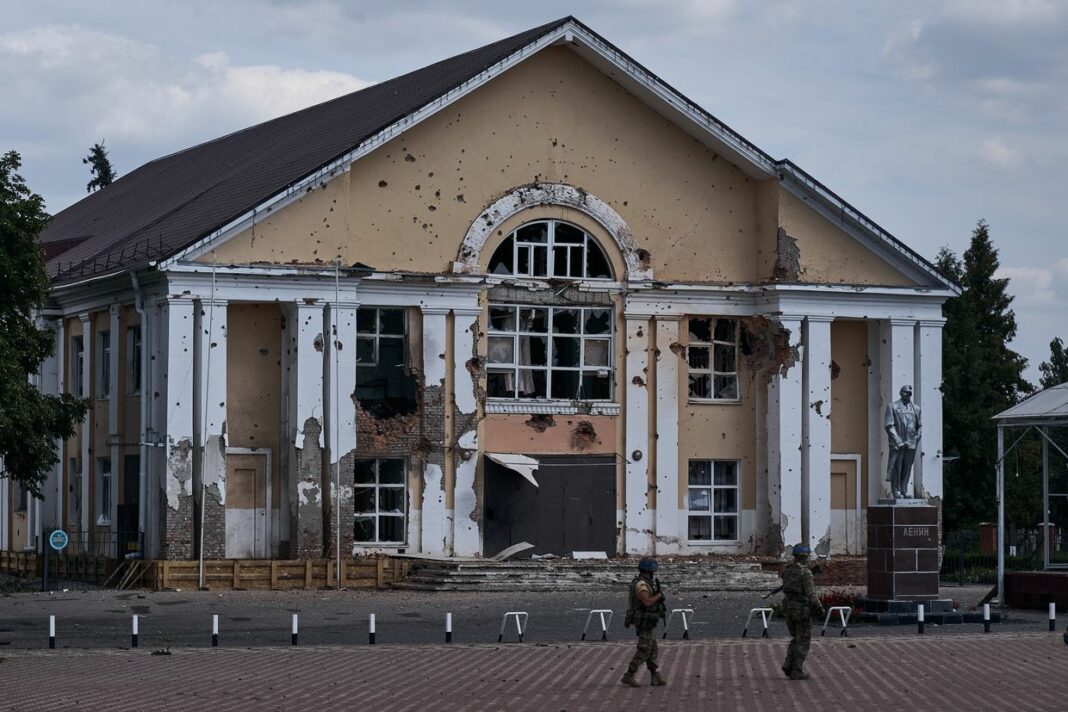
[
  {"x1": 654, "y1": 317, "x2": 681, "y2": 554},
  {"x1": 624, "y1": 315, "x2": 653, "y2": 554}
]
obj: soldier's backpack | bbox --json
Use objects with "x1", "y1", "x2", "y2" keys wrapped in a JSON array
[{"x1": 624, "y1": 575, "x2": 641, "y2": 628}]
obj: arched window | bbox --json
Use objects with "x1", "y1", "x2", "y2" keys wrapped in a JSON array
[{"x1": 487, "y1": 220, "x2": 612, "y2": 279}]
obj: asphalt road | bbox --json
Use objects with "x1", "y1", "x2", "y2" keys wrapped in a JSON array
[{"x1": 0, "y1": 582, "x2": 1053, "y2": 652}]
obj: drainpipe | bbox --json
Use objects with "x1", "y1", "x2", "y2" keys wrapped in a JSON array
[{"x1": 130, "y1": 272, "x2": 149, "y2": 556}]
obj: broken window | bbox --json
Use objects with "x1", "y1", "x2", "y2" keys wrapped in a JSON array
[
  {"x1": 687, "y1": 460, "x2": 739, "y2": 542},
  {"x1": 96, "y1": 457, "x2": 112, "y2": 525},
  {"x1": 687, "y1": 317, "x2": 739, "y2": 401},
  {"x1": 488, "y1": 220, "x2": 612, "y2": 279},
  {"x1": 126, "y1": 326, "x2": 142, "y2": 395},
  {"x1": 70, "y1": 336, "x2": 84, "y2": 397},
  {"x1": 97, "y1": 330, "x2": 111, "y2": 399},
  {"x1": 487, "y1": 305, "x2": 613, "y2": 401},
  {"x1": 356, "y1": 308, "x2": 417, "y2": 416},
  {"x1": 353, "y1": 458, "x2": 406, "y2": 544}
]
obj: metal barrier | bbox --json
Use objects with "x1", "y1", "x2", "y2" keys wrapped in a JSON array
[
  {"x1": 821, "y1": 606, "x2": 851, "y2": 637},
  {"x1": 580, "y1": 609, "x2": 613, "y2": 641},
  {"x1": 498, "y1": 611, "x2": 528, "y2": 643},
  {"x1": 662, "y1": 608, "x2": 694, "y2": 640},
  {"x1": 742, "y1": 607, "x2": 774, "y2": 638}
]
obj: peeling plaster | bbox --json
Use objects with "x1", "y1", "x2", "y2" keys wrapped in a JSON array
[
  {"x1": 166, "y1": 437, "x2": 193, "y2": 510},
  {"x1": 772, "y1": 227, "x2": 801, "y2": 281},
  {"x1": 297, "y1": 481, "x2": 321, "y2": 506}
]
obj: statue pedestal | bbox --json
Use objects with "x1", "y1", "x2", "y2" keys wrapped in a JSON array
[{"x1": 865, "y1": 504, "x2": 940, "y2": 601}]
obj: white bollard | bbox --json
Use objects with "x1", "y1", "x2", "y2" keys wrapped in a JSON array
[
  {"x1": 983, "y1": 603, "x2": 991, "y2": 633},
  {"x1": 291, "y1": 613, "x2": 299, "y2": 646},
  {"x1": 446, "y1": 612, "x2": 453, "y2": 644},
  {"x1": 1050, "y1": 602, "x2": 1056, "y2": 633},
  {"x1": 369, "y1": 613, "x2": 376, "y2": 645},
  {"x1": 917, "y1": 604, "x2": 925, "y2": 635},
  {"x1": 212, "y1": 614, "x2": 219, "y2": 647},
  {"x1": 132, "y1": 615, "x2": 139, "y2": 648},
  {"x1": 48, "y1": 615, "x2": 55, "y2": 649}
]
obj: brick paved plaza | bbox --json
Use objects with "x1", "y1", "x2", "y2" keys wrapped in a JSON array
[{"x1": 1, "y1": 632, "x2": 1064, "y2": 711}]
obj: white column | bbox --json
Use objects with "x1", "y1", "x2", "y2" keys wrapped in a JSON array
[
  {"x1": 915, "y1": 319, "x2": 944, "y2": 500},
  {"x1": 291, "y1": 302, "x2": 326, "y2": 559},
  {"x1": 802, "y1": 316, "x2": 833, "y2": 554},
  {"x1": 108, "y1": 305, "x2": 121, "y2": 538},
  {"x1": 451, "y1": 307, "x2": 481, "y2": 557},
  {"x1": 326, "y1": 299, "x2": 358, "y2": 558},
  {"x1": 654, "y1": 317, "x2": 681, "y2": 554},
  {"x1": 419, "y1": 307, "x2": 450, "y2": 555},
  {"x1": 624, "y1": 314, "x2": 653, "y2": 554},
  {"x1": 163, "y1": 298, "x2": 196, "y2": 558},
  {"x1": 767, "y1": 315, "x2": 803, "y2": 554},
  {"x1": 79, "y1": 314, "x2": 91, "y2": 545},
  {"x1": 0, "y1": 478, "x2": 8, "y2": 550},
  {"x1": 866, "y1": 321, "x2": 883, "y2": 508},
  {"x1": 197, "y1": 298, "x2": 228, "y2": 556}
]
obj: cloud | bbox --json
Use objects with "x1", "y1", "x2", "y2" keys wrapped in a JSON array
[
  {"x1": 979, "y1": 137, "x2": 1025, "y2": 170},
  {"x1": 997, "y1": 265, "x2": 1057, "y2": 305},
  {"x1": 942, "y1": 0, "x2": 1062, "y2": 26},
  {"x1": 0, "y1": 24, "x2": 370, "y2": 147}
]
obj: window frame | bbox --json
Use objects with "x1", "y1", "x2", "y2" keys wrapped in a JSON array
[
  {"x1": 487, "y1": 219, "x2": 613, "y2": 280},
  {"x1": 687, "y1": 317, "x2": 741, "y2": 403},
  {"x1": 685, "y1": 459, "x2": 741, "y2": 544},
  {"x1": 353, "y1": 458, "x2": 407, "y2": 546},
  {"x1": 96, "y1": 457, "x2": 112, "y2": 525},
  {"x1": 71, "y1": 336, "x2": 84, "y2": 398},
  {"x1": 356, "y1": 307, "x2": 408, "y2": 371},
  {"x1": 126, "y1": 325, "x2": 142, "y2": 395},
  {"x1": 485, "y1": 303, "x2": 615, "y2": 402},
  {"x1": 97, "y1": 330, "x2": 111, "y2": 400}
]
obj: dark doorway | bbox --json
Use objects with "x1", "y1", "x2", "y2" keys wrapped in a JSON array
[
  {"x1": 118, "y1": 454, "x2": 140, "y2": 555},
  {"x1": 484, "y1": 454, "x2": 615, "y2": 557}
]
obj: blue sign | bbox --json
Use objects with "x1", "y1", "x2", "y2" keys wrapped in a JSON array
[{"x1": 48, "y1": 529, "x2": 69, "y2": 552}]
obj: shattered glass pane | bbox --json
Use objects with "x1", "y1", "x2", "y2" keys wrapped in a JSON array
[
  {"x1": 713, "y1": 374, "x2": 738, "y2": 400},
  {"x1": 584, "y1": 309, "x2": 611, "y2": 335},
  {"x1": 714, "y1": 318, "x2": 737, "y2": 343},
  {"x1": 713, "y1": 343, "x2": 736, "y2": 372},
  {"x1": 517, "y1": 245, "x2": 530, "y2": 275},
  {"x1": 356, "y1": 337, "x2": 375, "y2": 366},
  {"x1": 553, "y1": 337, "x2": 580, "y2": 367},
  {"x1": 489, "y1": 306, "x2": 516, "y2": 332},
  {"x1": 520, "y1": 336, "x2": 548, "y2": 366},
  {"x1": 357, "y1": 308, "x2": 377, "y2": 334},
  {"x1": 379, "y1": 487, "x2": 405, "y2": 513},
  {"x1": 379, "y1": 309, "x2": 405, "y2": 335},
  {"x1": 379, "y1": 459, "x2": 404, "y2": 484},
  {"x1": 487, "y1": 370, "x2": 516, "y2": 398},
  {"x1": 585, "y1": 241, "x2": 612, "y2": 278},
  {"x1": 354, "y1": 487, "x2": 375, "y2": 513},
  {"x1": 379, "y1": 516, "x2": 405, "y2": 543},
  {"x1": 516, "y1": 222, "x2": 548, "y2": 243},
  {"x1": 553, "y1": 309, "x2": 580, "y2": 334},
  {"x1": 354, "y1": 460, "x2": 375, "y2": 485},
  {"x1": 688, "y1": 345, "x2": 710, "y2": 370},
  {"x1": 688, "y1": 460, "x2": 712, "y2": 486},
  {"x1": 714, "y1": 461, "x2": 738, "y2": 486},
  {"x1": 488, "y1": 238, "x2": 514, "y2": 274},
  {"x1": 553, "y1": 246, "x2": 568, "y2": 277},
  {"x1": 517, "y1": 369, "x2": 546, "y2": 398},
  {"x1": 554, "y1": 222, "x2": 585, "y2": 243},
  {"x1": 714, "y1": 488, "x2": 737, "y2": 514},
  {"x1": 580, "y1": 372, "x2": 611, "y2": 400},
  {"x1": 532, "y1": 245, "x2": 548, "y2": 276},
  {"x1": 688, "y1": 318, "x2": 712, "y2": 343},
  {"x1": 688, "y1": 373, "x2": 711, "y2": 399},
  {"x1": 519, "y1": 307, "x2": 548, "y2": 332},
  {"x1": 714, "y1": 515, "x2": 738, "y2": 540},
  {"x1": 688, "y1": 516, "x2": 712, "y2": 541},
  {"x1": 354, "y1": 516, "x2": 375, "y2": 542},
  {"x1": 688, "y1": 487, "x2": 710, "y2": 511},
  {"x1": 551, "y1": 369, "x2": 580, "y2": 399}
]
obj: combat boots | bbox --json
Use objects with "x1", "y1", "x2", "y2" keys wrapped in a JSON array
[
  {"x1": 650, "y1": 671, "x2": 667, "y2": 686},
  {"x1": 620, "y1": 671, "x2": 640, "y2": 687}
]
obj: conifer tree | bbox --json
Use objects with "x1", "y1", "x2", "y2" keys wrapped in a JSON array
[
  {"x1": 83, "y1": 140, "x2": 116, "y2": 192},
  {"x1": 1039, "y1": 337, "x2": 1068, "y2": 389}
]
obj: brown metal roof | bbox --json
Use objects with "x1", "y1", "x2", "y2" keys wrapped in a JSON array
[{"x1": 41, "y1": 17, "x2": 573, "y2": 284}]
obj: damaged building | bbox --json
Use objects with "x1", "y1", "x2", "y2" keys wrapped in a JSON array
[{"x1": 4, "y1": 17, "x2": 957, "y2": 563}]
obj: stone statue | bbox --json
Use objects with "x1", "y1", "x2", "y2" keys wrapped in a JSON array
[{"x1": 885, "y1": 385, "x2": 921, "y2": 499}]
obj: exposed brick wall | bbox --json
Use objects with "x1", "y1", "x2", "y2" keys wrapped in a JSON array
[{"x1": 160, "y1": 489, "x2": 193, "y2": 560}]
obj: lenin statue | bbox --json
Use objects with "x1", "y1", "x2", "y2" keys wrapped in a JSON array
[{"x1": 885, "y1": 385, "x2": 921, "y2": 499}]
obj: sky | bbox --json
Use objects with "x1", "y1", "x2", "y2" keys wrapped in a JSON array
[{"x1": 3, "y1": 0, "x2": 1066, "y2": 384}]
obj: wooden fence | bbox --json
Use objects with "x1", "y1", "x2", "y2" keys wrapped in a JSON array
[
  {"x1": 149, "y1": 558, "x2": 412, "y2": 591},
  {"x1": 0, "y1": 550, "x2": 38, "y2": 578}
]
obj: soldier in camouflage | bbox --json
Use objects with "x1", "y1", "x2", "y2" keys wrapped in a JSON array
[
  {"x1": 780, "y1": 544, "x2": 824, "y2": 680},
  {"x1": 620, "y1": 558, "x2": 667, "y2": 687}
]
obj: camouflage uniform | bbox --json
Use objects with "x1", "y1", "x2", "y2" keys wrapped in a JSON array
[
  {"x1": 781, "y1": 560, "x2": 822, "y2": 679},
  {"x1": 627, "y1": 577, "x2": 660, "y2": 676}
]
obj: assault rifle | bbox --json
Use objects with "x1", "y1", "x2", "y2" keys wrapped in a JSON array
[{"x1": 653, "y1": 577, "x2": 668, "y2": 623}]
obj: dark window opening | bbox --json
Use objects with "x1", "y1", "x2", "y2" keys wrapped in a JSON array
[{"x1": 356, "y1": 308, "x2": 417, "y2": 417}]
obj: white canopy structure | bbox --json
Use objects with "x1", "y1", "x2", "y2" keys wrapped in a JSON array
[{"x1": 993, "y1": 383, "x2": 1068, "y2": 604}]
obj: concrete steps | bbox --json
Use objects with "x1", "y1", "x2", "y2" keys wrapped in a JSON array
[{"x1": 391, "y1": 560, "x2": 781, "y2": 592}]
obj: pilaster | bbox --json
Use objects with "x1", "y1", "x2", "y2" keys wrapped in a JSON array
[
  {"x1": 290, "y1": 302, "x2": 326, "y2": 559},
  {"x1": 802, "y1": 316, "x2": 833, "y2": 554},
  {"x1": 161, "y1": 299, "x2": 195, "y2": 559},
  {"x1": 654, "y1": 316, "x2": 682, "y2": 554},
  {"x1": 451, "y1": 307, "x2": 482, "y2": 557},
  {"x1": 196, "y1": 298, "x2": 228, "y2": 558},
  {"x1": 766, "y1": 315, "x2": 803, "y2": 554},
  {"x1": 915, "y1": 319, "x2": 945, "y2": 500},
  {"x1": 326, "y1": 301, "x2": 358, "y2": 559},
  {"x1": 420, "y1": 307, "x2": 450, "y2": 555},
  {"x1": 624, "y1": 314, "x2": 653, "y2": 554}
]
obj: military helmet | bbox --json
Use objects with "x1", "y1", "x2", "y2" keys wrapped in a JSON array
[
  {"x1": 638, "y1": 558, "x2": 659, "y2": 572},
  {"x1": 792, "y1": 544, "x2": 812, "y2": 557}
]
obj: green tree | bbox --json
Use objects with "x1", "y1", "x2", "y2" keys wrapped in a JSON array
[
  {"x1": 937, "y1": 220, "x2": 1032, "y2": 532},
  {"x1": 82, "y1": 140, "x2": 116, "y2": 192},
  {"x1": 0, "y1": 150, "x2": 88, "y2": 497},
  {"x1": 1039, "y1": 337, "x2": 1068, "y2": 389}
]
